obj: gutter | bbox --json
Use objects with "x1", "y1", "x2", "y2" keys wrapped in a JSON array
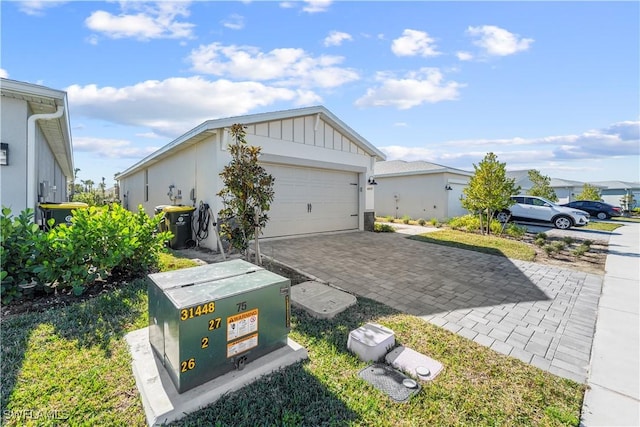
[{"x1": 26, "y1": 106, "x2": 64, "y2": 213}]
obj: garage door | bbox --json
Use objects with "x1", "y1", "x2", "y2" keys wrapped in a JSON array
[{"x1": 261, "y1": 164, "x2": 359, "y2": 238}]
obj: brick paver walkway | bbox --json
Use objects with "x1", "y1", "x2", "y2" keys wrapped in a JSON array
[{"x1": 260, "y1": 231, "x2": 603, "y2": 383}]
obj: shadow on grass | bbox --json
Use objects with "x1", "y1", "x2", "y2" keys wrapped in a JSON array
[
  {"x1": 0, "y1": 279, "x2": 147, "y2": 412},
  {"x1": 168, "y1": 360, "x2": 360, "y2": 427}
]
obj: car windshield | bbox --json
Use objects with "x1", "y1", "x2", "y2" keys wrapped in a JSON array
[{"x1": 536, "y1": 197, "x2": 558, "y2": 206}]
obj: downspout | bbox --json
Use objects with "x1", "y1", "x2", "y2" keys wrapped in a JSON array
[{"x1": 26, "y1": 106, "x2": 65, "y2": 213}]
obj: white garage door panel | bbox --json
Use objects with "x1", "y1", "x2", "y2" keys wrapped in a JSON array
[{"x1": 262, "y1": 164, "x2": 358, "y2": 238}]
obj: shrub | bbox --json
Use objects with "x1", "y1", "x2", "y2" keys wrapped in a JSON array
[
  {"x1": 448, "y1": 214, "x2": 481, "y2": 232},
  {"x1": 535, "y1": 232, "x2": 548, "y2": 241},
  {"x1": 385, "y1": 215, "x2": 394, "y2": 222},
  {"x1": 572, "y1": 244, "x2": 590, "y2": 257},
  {"x1": 562, "y1": 236, "x2": 575, "y2": 245},
  {"x1": 418, "y1": 218, "x2": 426, "y2": 226},
  {"x1": 374, "y1": 223, "x2": 395, "y2": 233},
  {"x1": 401, "y1": 215, "x2": 411, "y2": 224},
  {"x1": 551, "y1": 241, "x2": 566, "y2": 251},
  {"x1": 504, "y1": 223, "x2": 526, "y2": 239},
  {"x1": 534, "y1": 237, "x2": 546, "y2": 247},
  {"x1": 583, "y1": 240, "x2": 593, "y2": 247},
  {"x1": 0, "y1": 204, "x2": 171, "y2": 304},
  {"x1": 429, "y1": 217, "x2": 439, "y2": 226}
]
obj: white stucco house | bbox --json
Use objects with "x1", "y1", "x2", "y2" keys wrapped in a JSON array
[
  {"x1": 0, "y1": 78, "x2": 73, "y2": 221},
  {"x1": 373, "y1": 160, "x2": 472, "y2": 221},
  {"x1": 117, "y1": 106, "x2": 386, "y2": 250},
  {"x1": 592, "y1": 181, "x2": 640, "y2": 208}
]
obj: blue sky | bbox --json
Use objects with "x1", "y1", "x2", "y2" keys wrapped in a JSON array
[{"x1": 2, "y1": 1, "x2": 639, "y2": 188}]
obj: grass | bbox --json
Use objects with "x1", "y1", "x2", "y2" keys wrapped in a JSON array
[
  {"x1": 0, "y1": 253, "x2": 583, "y2": 426},
  {"x1": 583, "y1": 222, "x2": 624, "y2": 231},
  {"x1": 610, "y1": 216, "x2": 640, "y2": 224},
  {"x1": 409, "y1": 229, "x2": 537, "y2": 262}
]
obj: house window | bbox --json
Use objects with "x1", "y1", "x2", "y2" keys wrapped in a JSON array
[{"x1": 144, "y1": 169, "x2": 149, "y2": 202}]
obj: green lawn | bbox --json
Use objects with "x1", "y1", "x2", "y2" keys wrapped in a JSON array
[
  {"x1": 410, "y1": 229, "x2": 537, "y2": 261},
  {"x1": 583, "y1": 222, "x2": 624, "y2": 231},
  {"x1": 0, "y1": 254, "x2": 584, "y2": 426}
]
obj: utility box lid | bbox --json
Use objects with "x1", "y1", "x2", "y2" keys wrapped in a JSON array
[
  {"x1": 39, "y1": 202, "x2": 88, "y2": 209},
  {"x1": 347, "y1": 322, "x2": 395, "y2": 362}
]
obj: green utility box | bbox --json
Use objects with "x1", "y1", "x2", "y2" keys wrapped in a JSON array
[
  {"x1": 39, "y1": 202, "x2": 89, "y2": 229},
  {"x1": 147, "y1": 259, "x2": 291, "y2": 393},
  {"x1": 155, "y1": 205, "x2": 196, "y2": 249}
]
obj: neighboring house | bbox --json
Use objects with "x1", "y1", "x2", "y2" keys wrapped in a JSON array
[
  {"x1": 591, "y1": 181, "x2": 640, "y2": 208},
  {"x1": 373, "y1": 160, "x2": 472, "y2": 221},
  {"x1": 507, "y1": 170, "x2": 604, "y2": 204},
  {"x1": 506, "y1": 170, "x2": 640, "y2": 205},
  {"x1": 117, "y1": 106, "x2": 386, "y2": 249},
  {"x1": 0, "y1": 78, "x2": 73, "y2": 223}
]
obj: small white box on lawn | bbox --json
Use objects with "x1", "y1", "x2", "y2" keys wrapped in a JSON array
[{"x1": 347, "y1": 323, "x2": 395, "y2": 362}]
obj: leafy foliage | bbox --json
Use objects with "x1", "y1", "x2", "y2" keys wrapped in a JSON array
[
  {"x1": 461, "y1": 152, "x2": 520, "y2": 235},
  {"x1": 575, "y1": 183, "x2": 601, "y2": 201},
  {"x1": 373, "y1": 223, "x2": 395, "y2": 232},
  {"x1": 527, "y1": 169, "x2": 557, "y2": 202},
  {"x1": 0, "y1": 204, "x2": 170, "y2": 304},
  {"x1": 218, "y1": 124, "x2": 275, "y2": 263}
]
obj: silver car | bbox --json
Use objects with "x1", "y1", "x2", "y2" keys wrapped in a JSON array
[{"x1": 496, "y1": 196, "x2": 590, "y2": 229}]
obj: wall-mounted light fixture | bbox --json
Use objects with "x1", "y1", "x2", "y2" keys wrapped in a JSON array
[
  {"x1": 445, "y1": 184, "x2": 453, "y2": 191},
  {"x1": 367, "y1": 177, "x2": 378, "y2": 185},
  {"x1": 0, "y1": 143, "x2": 8, "y2": 166}
]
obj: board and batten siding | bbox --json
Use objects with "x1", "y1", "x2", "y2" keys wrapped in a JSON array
[{"x1": 244, "y1": 116, "x2": 367, "y2": 156}]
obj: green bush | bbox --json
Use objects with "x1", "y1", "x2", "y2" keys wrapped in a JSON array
[
  {"x1": 535, "y1": 232, "x2": 548, "y2": 241},
  {"x1": 572, "y1": 244, "x2": 590, "y2": 257},
  {"x1": 448, "y1": 214, "x2": 481, "y2": 232},
  {"x1": 0, "y1": 208, "x2": 49, "y2": 304},
  {"x1": 534, "y1": 238, "x2": 546, "y2": 247},
  {"x1": 401, "y1": 215, "x2": 411, "y2": 224},
  {"x1": 429, "y1": 217, "x2": 439, "y2": 226},
  {"x1": 385, "y1": 215, "x2": 394, "y2": 222},
  {"x1": 504, "y1": 223, "x2": 526, "y2": 239},
  {"x1": 0, "y1": 204, "x2": 171, "y2": 304},
  {"x1": 562, "y1": 236, "x2": 575, "y2": 245},
  {"x1": 374, "y1": 223, "x2": 395, "y2": 233},
  {"x1": 418, "y1": 218, "x2": 426, "y2": 226}
]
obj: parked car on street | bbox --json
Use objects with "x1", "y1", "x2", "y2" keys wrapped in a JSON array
[
  {"x1": 496, "y1": 195, "x2": 590, "y2": 229},
  {"x1": 561, "y1": 200, "x2": 622, "y2": 220}
]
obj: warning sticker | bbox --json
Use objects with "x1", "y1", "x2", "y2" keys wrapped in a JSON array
[
  {"x1": 227, "y1": 333, "x2": 258, "y2": 358},
  {"x1": 227, "y1": 309, "x2": 259, "y2": 341}
]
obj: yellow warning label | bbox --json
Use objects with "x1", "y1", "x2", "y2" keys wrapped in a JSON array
[
  {"x1": 227, "y1": 309, "x2": 258, "y2": 341},
  {"x1": 227, "y1": 333, "x2": 258, "y2": 358}
]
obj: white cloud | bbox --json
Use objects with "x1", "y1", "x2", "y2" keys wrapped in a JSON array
[
  {"x1": 303, "y1": 0, "x2": 332, "y2": 13},
  {"x1": 379, "y1": 120, "x2": 639, "y2": 172},
  {"x1": 222, "y1": 13, "x2": 245, "y2": 30},
  {"x1": 279, "y1": 2, "x2": 296, "y2": 9},
  {"x1": 66, "y1": 76, "x2": 305, "y2": 137},
  {"x1": 73, "y1": 137, "x2": 160, "y2": 159},
  {"x1": 391, "y1": 29, "x2": 440, "y2": 57},
  {"x1": 324, "y1": 31, "x2": 353, "y2": 47},
  {"x1": 17, "y1": 1, "x2": 68, "y2": 16},
  {"x1": 188, "y1": 43, "x2": 359, "y2": 88},
  {"x1": 0, "y1": 68, "x2": 8, "y2": 78},
  {"x1": 456, "y1": 51, "x2": 473, "y2": 61},
  {"x1": 85, "y1": 2, "x2": 195, "y2": 41},
  {"x1": 467, "y1": 25, "x2": 534, "y2": 56},
  {"x1": 354, "y1": 68, "x2": 464, "y2": 109}
]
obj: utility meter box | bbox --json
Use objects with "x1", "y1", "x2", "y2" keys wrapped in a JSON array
[{"x1": 147, "y1": 259, "x2": 291, "y2": 393}]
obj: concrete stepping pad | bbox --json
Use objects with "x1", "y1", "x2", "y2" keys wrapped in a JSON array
[{"x1": 291, "y1": 281, "x2": 356, "y2": 319}]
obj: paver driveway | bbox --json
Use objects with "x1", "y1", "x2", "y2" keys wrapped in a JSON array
[{"x1": 260, "y1": 230, "x2": 603, "y2": 383}]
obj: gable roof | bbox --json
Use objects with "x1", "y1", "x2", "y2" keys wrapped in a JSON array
[
  {"x1": 591, "y1": 180, "x2": 640, "y2": 190},
  {"x1": 118, "y1": 105, "x2": 385, "y2": 179},
  {"x1": 375, "y1": 160, "x2": 472, "y2": 178},
  {"x1": 0, "y1": 78, "x2": 73, "y2": 177}
]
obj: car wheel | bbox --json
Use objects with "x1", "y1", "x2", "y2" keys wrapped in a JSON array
[
  {"x1": 596, "y1": 212, "x2": 608, "y2": 220},
  {"x1": 554, "y1": 215, "x2": 573, "y2": 229},
  {"x1": 496, "y1": 211, "x2": 511, "y2": 223}
]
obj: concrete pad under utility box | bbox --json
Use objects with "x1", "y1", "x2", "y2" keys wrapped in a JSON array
[
  {"x1": 385, "y1": 346, "x2": 443, "y2": 382},
  {"x1": 291, "y1": 281, "x2": 356, "y2": 319},
  {"x1": 125, "y1": 327, "x2": 308, "y2": 426}
]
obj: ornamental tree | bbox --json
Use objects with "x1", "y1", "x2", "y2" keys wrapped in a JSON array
[
  {"x1": 527, "y1": 169, "x2": 557, "y2": 202},
  {"x1": 575, "y1": 183, "x2": 601, "y2": 201},
  {"x1": 461, "y1": 152, "x2": 520, "y2": 235},
  {"x1": 218, "y1": 124, "x2": 275, "y2": 264}
]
